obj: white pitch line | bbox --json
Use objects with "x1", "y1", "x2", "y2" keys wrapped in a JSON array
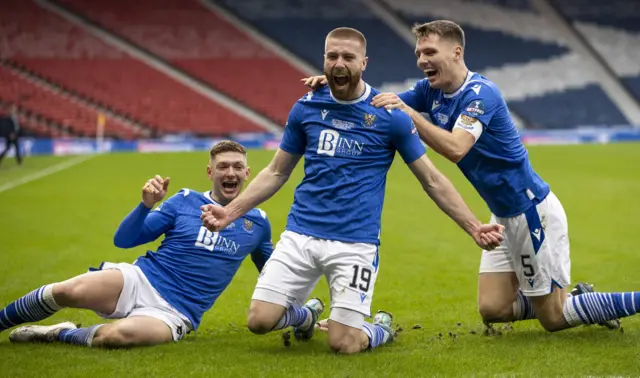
[{"x1": 0, "y1": 154, "x2": 96, "y2": 194}]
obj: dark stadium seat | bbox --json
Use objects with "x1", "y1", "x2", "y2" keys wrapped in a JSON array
[
  {"x1": 508, "y1": 85, "x2": 628, "y2": 129},
  {"x1": 552, "y1": 0, "x2": 640, "y2": 105},
  {"x1": 215, "y1": 0, "x2": 421, "y2": 89},
  {"x1": 552, "y1": 0, "x2": 640, "y2": 32}
]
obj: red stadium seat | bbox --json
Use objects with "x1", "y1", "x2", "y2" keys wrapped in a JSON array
[
  {"x1": 59, "y1": 0, "x2": 310, "y2": 125},
  {"x1": 0, "y1": 66, "x2": 140, "y2": 139},
  {"x1": 0, "y1": 0, "x2": 264, "y2": 137}
]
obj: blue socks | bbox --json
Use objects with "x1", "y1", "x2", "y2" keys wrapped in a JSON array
[
  {"x1": 563, "y1": 292, "x2": 639, "y2": 326},
  {"x1": 362, "y1": 322, "x2": 391, "y2": 349},
  {"x1": 0, "y1": 284, "x2": 62, "y2": 331},
  {"x1": 271, "y1": 304, "x2": 312, "y2": 331},
  {"x1": 57, "y1": 325, "x2": 104, "y2": 347}
]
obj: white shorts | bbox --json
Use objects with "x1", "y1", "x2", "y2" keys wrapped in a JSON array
[
  {"x1": 252, "y1": 230, "x2": 379, "y2": 327},
  {"x1": 92, "y1": 262, "x2": 193, "y2": 341},
  {"x1": 479, "y1": 191, "x2": 571, "y2": 296}
]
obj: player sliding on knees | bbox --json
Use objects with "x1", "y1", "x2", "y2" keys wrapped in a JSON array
[
  {"x1": 0, "y1": 141, "x2": 273, "y2": 348},
  {"x1": 200, "y1": 27, "x2": 504, "y2": 355},
  {"x1": 303, "y1": 20, "x2": 629, "y2": 334}
]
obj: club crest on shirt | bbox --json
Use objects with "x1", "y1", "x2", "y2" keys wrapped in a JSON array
[
  {"x1": 243, "y1": 219, "x2": 254, "y2": 233},
  {"x1": 363, "y1": 113, "x2": 376, "y2": 128}
]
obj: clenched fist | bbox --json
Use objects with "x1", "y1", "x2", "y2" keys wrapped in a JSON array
[
  {"x1": 142, "y1": 175, "x2": 170, "y2": 208},
  {"x1": 200, "y1": 204, "x2": 233, "y2": 232}
]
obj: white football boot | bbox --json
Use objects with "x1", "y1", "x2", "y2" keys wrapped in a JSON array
[{"x1": 9, "y1": 321, "x2": 77, "y2": 343}]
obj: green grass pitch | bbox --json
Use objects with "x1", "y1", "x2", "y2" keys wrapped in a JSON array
[{"x1": 1, "y1": 143, "x2": 639, "y2": 377}]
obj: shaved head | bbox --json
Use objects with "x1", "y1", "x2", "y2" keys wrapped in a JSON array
[{"x1": 325, "y1": 27, "x2": 367, "y2": 55}]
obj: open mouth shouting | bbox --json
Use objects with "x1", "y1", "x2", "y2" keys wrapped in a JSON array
[
  {"x1": 425, "y1": 69, "x2": 438, "y2": 82},
  {"x1": 333, "y1": 74, "x2": 349, "y2": 87},
  {"x1": 331, "y1": 69, "x2": 351, "y2": 90},
  {"x1": 221, "y1": 180, "x2": 239, "y2": 194}
]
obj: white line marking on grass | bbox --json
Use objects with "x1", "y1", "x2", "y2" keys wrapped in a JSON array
[{"x1": 0, "y1": 154, "x2": 96, "y2": 194}]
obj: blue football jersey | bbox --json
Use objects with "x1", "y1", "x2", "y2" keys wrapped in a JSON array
[
  {"x1": 398, "y1": 71, "x2": 550, "y2": 218},
  {"x1": 113, "y1": 189, "x2": 273, "y2": 329},
  {"x1": 279, "y1": 83, "x2": 425, "y2": 245}
]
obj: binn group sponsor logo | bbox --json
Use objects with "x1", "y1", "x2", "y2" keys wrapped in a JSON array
[
  {"x1": 195, "y1": 227, "x2": 240, "y2": 255},
  {"x1": 317, "y1": 130, "x2": 365, "y2": 157}
]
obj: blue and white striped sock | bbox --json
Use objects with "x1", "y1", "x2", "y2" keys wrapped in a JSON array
[
  {"x1": 0, "y1": 284, "x2": 62, "y2": 332},
  {"x1": 271, "y1": 304, "x2": 312, "y2": 331},
  {"x1": 57, "y1": 325, "x2": 104, "y2": 347},
  {"x1": 563, "y1": 292, "x2": 639, "y2": 326},
  {"x1": 362, "y1": 322, "x2": 391, "y2": 349}
]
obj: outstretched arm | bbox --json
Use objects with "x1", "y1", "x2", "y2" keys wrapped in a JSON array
[
  {"x1": 203, "y1": 102, "x2": 307, "y2": 232},
  {"x1": 409, "y1": 155, "x2": 479, "y2": 234},
  {"x1": 387, "y1": 109, "x2": 502, "y2": 249},
  {"x1": 227, "y1": 148, "x2": 300, "y2": 220},
  {"x1": 202, "y1": 149, "x2": 301, "y2": 231},
  {"x1": 408, "y1": 155, "x2": 503, "y2": 249}
]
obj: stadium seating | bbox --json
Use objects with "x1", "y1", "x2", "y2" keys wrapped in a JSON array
[
  {"x1": 381, "y1": 0, "x2": 569, "y2": 71},
  {"x1": 375, "y1": 0, "x2": 629, "y2": 128},
  {"x1": 215, "y1": 0, "x2": 420, "y2": 89},
  {"x1": 214, "y1": 0, "x2": 630, "y2": 128},
  {"x1": 507, "y1": 85, "x2": 629, "y2": 129},
  {"x1": 16, "y1": 115, "x2": 66, "y2": 138},
  {"x1": 625, "y1": 78, "x2": 640, "y2": 102},
  {"x1": 466, "y1": 0, "x2": 533, "y2": 11},
  {"x1": 0, "y1": 65, "x2": 138, "y2": 139},
  {"x1": 0, "y1": 107, "x2": 65, "y2": 138},
  {"x1": 551, "y1": 0, "x2": 640, "y2": 103},
  {"x1": 58, "y1": 0, "x2": 310, "y2": 125},
  {"x1": 0, "y1": 0, "x2": 263, "y2": 136},
  {"x1": 1, "y1": 0, "x2": 635, "y2": 133},
  {"x1": 552, "y1": 0, "x2": 640, "y2": 32}
]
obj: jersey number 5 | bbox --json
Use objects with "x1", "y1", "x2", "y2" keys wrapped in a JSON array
[
  {"x1": 521, "y1": 255, "x2": 535, "y2": 277},
  {"x1": 349, "y1": 265, "x2": 372, "y2": 292}
]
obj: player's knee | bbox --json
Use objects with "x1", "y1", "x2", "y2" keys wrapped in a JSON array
[
  {"x1": 246, "y1": 316, "x2": 272, "y2": 334},
  {"x1": 536, "y1": 309, "x2": 568, "y2": 332},
  {"x1": 246, "y1": 305, "x2": 277, "y2": 335},
  {"x1": 95, "y1": 326, "x2": 138, "y2": 348},
  {"x1": 478, "y1": 298, "x2": 513, "y2": 323},
  {"x1": 537, "y1": 317, "x2": 566, "y2": 332},
  {"x1": 52, "y1": 281, "x2": 85, "y2": 306},
  {"x1": 328, "y1": 332, "x2": 362, "y2": 355},
  {"x1": 531, "y1": 290, "x2": 569, "y2": 332}
]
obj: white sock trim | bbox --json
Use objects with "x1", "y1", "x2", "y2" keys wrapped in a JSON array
[
  {"x1": 513, "y1": 298, "x2": 520, "y2": 319},
  {"x1": 562, "y1": 298, "x2": 584, "y2": 327},
  {"x1": 87, "y1": 324, "x2": 105, "y2": 348},
  {"x1": 43, "y1": 284, "x2": 63, "y2": 311}
]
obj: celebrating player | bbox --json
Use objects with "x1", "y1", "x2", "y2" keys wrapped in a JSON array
[
  {"x1": 1, "y1": 140, "x2": 273, "y2": 348},
  {"x1": 304, "y1": 20, "x2": 630, "y2": 333},
  {"x1": 200, "y1": 27, "x2": 504, "y2": 355}
]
